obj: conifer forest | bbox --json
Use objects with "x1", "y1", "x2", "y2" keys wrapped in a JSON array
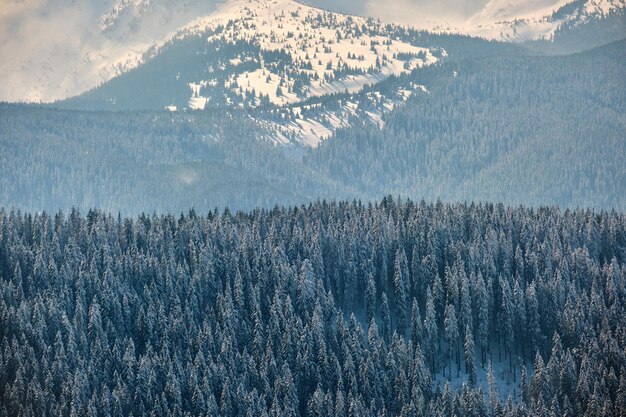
[
  {"x1": 2, "y1": 1, "x2": 626, "y2": 416},
  {"x1": 1, "y1": 199, "x2": 625, "y2": 416}
]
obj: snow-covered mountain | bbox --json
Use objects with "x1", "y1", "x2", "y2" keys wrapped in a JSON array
[
  {"x1": 462, "y1": 0, "x2": 626, "y2": 42},
  {"x1": 355, "y1": 0, "x2": 625, "y2": 42},
  {"x1": 1, "y1": 0, "x2": 623, "y2": 104},
  {"x1": 173, "y1": 0, "x2": 440, "y2": 109},
  {"x1": 57, "y1": 0, "x2": 446, "y2": 146}
]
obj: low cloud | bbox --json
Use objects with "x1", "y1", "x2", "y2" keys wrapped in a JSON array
[{"x1": 0, "y1": 0, "x2": 220, "y2": 102}]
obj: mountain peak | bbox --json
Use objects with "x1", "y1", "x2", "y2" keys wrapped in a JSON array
[{"x1": 165, "y1": 0, "x2": 439, "y2": 109}]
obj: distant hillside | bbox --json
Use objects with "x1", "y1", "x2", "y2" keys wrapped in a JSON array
[
  {"x1": 0, "y1": 105, "x2": 352, "y2": 214},
  {"x1": 305, "y1": 39, "x2": 626, "y2": 209}
]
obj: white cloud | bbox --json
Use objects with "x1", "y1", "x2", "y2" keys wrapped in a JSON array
[{"x1": 0, "y1": 0, "x2": 220, "y2": 102}]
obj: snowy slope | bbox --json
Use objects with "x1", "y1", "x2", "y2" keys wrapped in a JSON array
[
  {"x1": 252, "y1": 80, "x2": 429, "y2": 147},
  {"x1": 167, "y1": 0, "x2": 442, "y2": 146},
  {"x1": 369, "y1": 0, "x2": 625, "y2": 42},
  {"x1": 168, "y1": 0, "x2": 439, "y2": 109},
  {"x1": 0, "y1": 0, "x2": 439, "y2": 104},
  {"x1": 466, "y1": 0, "x2": 626, "y2": 41}
]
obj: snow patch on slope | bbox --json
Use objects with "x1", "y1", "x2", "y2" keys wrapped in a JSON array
[{"x1": 253, "y1": 80, "x2": 429, "y2": 147}]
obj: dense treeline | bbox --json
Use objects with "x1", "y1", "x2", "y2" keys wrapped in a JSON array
[
  {"x1": 0, "y1": 105, "x2": 349, "y2": 213},
  {"x1": 306, "y1": 40, "x2": 626, "y2": 210},
  {"x1": 1, "y1": 198, "x2": 625, "y2": 416}
]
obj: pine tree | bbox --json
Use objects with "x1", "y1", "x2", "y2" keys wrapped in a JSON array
[
  {"x1": 499, "y1": 277, "x2": 514, "y2": 374},
  {"x1": 526, "y1": 283, "x2": 542, "y2": 355},
  {"x1": 460, "y1": 273, "x2": 472, "y2": 337},
  {"x1": 463, "y1": 325, "x2": 476, "y2": 386},
  {"x1": 365, "y1": 273, "x2": 377, "y2": 325},
  {"x1": 393, "y1": 248, "x2": 409, "y2": 334},
  {"x1": 487, "y1": 361, "x2": 500, "y2": 416},
  {"x1": 381, "y1": 292, "x2": 391, "y2": 344},
  {"x1": 411, "y1": 298, "x2": 423, "y2": 349},
  {"x1": 308, "y1": 386, "x2": 326, "y2": 417},
  {"x1": 444, "y1": 302, "x2": 459, "y2": 378},
  {"x1": 531, "y1": 353, "x2": 546, "y2": 408},
  {"x1": 615, "y1": 370, "x2": 626, "y2": 417},
  {"x1": 474, "y1": 272, "x2": 490, "y2": 369},
  {"x1": 424, "y1": 289, "x2": 438, "y2": 374}
]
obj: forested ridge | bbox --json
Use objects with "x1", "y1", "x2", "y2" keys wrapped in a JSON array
[
  {"x1": 2, "y1": 40, "x2": 625, "y2": 214},
  {"x1": 306, "y1": 40, "x2": 626, "y2": 209},
  {"x1": 1, "y1": 198, "x2": 625, "y2": 416},
  {"x1": 0, "y1": 105, "x2": 350, "y2": 213}
]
